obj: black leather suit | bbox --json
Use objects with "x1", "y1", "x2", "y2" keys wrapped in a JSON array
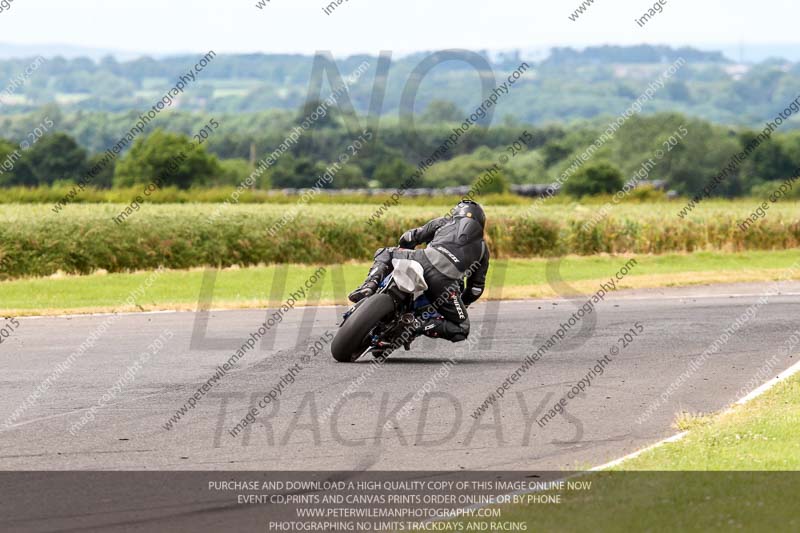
[{"x1": 366, "y1": 215, "x2": 490, "y2": 342}]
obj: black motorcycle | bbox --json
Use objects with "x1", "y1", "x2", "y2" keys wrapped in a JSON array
[{"x1": 331, "y1": 259, "x2": 445, "y2": 362}]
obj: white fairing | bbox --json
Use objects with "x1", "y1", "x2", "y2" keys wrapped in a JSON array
[{"x1": 392, "y1": 259, "x2": 428, "y2": 296}]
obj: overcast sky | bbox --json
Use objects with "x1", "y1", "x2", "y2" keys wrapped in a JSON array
[{"x1": 0, "y1": 0, "x2": 798, "y2": 57}]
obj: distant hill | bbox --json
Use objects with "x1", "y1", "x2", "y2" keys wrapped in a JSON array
[
  {"x1": 1, "y1": 44, "x2": 799, "y2": 129},
  {"x1": 544, "y1": 45, "x2": 728, "y2": 65}
]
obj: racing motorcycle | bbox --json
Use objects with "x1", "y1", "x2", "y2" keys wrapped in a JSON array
[{"x1": 331, "y1": 259, "x2": 448, "y2": 362}]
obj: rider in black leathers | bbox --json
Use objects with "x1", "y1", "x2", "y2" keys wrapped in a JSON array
[{"x1": 348, "y1": 200, "x2": 490, "y2": 343}]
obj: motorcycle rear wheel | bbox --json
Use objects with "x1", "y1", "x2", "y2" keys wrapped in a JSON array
[{"x1": 331, "y1": 294, "x2": 395, "y2": 363}]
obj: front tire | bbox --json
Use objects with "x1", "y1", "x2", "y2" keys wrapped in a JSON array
[{"x1": 331, "y1": 294, "x2": 395, "y2": 362}]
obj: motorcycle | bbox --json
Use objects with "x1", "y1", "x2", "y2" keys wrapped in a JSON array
[{"x1": 331, "y1": 258, "x2": 446, "y2": 362}]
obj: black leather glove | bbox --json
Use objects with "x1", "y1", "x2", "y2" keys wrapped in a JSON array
[{"x1": 398, "y1": 230, "x2": 416, "y2": 249}]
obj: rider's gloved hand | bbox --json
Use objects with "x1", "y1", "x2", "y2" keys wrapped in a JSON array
[{"x1": 398, "y1": 230, "x2": 416, "y2": 249}]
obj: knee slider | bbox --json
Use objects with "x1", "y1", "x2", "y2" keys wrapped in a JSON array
[{"x1": 443, "y1": 319, "x2": 469, "y2": 343}]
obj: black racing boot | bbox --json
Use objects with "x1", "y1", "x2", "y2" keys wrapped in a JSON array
[
  {"x1": 412, "y1": 316, "x2": 469, "y2": 343},
  {"x1": 348, "y1": 280, "x2": 378, "y2": 303},
  {"x1": 411, "y1": 316, "x2": 443, "y2": 338},
  {"x1": 348, "y1": 262, "x2": 390, "y2": 303}
]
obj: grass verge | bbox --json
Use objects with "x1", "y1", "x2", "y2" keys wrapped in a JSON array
[{"x1": 1, "y1": 249, "x2": 799, "y2": 315}]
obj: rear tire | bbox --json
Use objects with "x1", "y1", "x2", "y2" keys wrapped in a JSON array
[{"x1": 331, "y1": 294, "x2": 395, "y2": 362}]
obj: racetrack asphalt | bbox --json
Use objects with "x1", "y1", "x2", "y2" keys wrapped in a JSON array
[{"x1": 2, "y1": 281, "x2": 799, "y2": 473}]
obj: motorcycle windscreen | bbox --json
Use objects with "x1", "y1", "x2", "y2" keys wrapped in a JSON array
[{"x1": 391, "y1": 259, "x2": 429, "y2": 295}]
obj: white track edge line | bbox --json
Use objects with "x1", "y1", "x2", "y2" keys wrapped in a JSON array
[{"x1": 735, "y1": 356, "x2": 800, "y2": 405}]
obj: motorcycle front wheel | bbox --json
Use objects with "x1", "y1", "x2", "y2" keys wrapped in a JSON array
[{"x1": 331, "y1": 294, "x2": 395, "y2": 363}]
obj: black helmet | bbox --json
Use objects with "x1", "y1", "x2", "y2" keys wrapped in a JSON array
[{"x1": 452, "y1": 200, "x2": 486, "y2": 229}]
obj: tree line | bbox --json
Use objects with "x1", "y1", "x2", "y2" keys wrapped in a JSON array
[{"x1": 1, "y1": 107, "x2": 799, "y2": 198}]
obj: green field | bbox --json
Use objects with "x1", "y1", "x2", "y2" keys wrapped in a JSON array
[
  {"x1": 448, "y1": 373, "x2": 800, "y2": 532},
  {"x1": 2, "y1": 249, "x2": 799, "y2": 315},
  {"x1": 1, "y1": 201, "x2": 799, "y2": 279}
]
